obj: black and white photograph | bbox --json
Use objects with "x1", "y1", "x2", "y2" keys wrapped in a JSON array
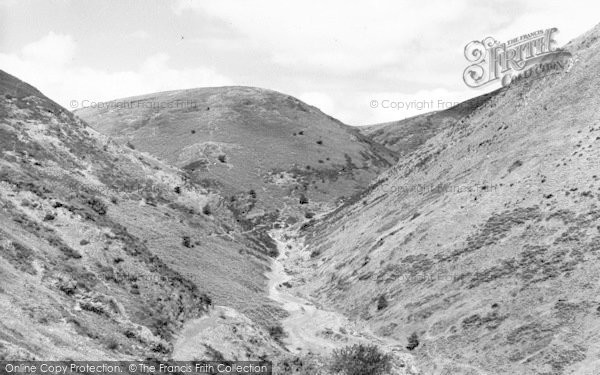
[{"x1": 1, "y1": 1, "x2": 600, "y2": 374}]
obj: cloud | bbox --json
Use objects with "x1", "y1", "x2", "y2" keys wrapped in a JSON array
[
  {"x1": 2, "y1": 2, "x2": 598, "y2": 125},
  {"x1": 21, "y1": 32, "x2": 75, "y2": 66},
  {"x1": 0, "y1": 32, "x2": 231, "y2": 109},
  {"x1": 175, "y1": 0, "x2": 475, "y2": 74},
  {"x1": 172, "y1": 0, "x2": 599, "y2": 125},
  {"x1": 128, "y1": 30, "x2": 150, "y2": 40},
  {"x1": 298, "y1": 92, "x2": 336, "y2": 116}
]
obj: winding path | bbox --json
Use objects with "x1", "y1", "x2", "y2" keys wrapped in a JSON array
[{"x1": 266, "y1": 232, "x2": 360, "y2": 354}]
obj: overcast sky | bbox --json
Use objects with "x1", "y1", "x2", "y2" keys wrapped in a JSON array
[{"x1": 0, "y1": 0, "x2": 598, "y2": 125}]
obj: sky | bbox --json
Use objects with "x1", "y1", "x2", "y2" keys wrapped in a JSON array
[{"x1": 0, "y1": 0, "x2": 598, "y2": 125}]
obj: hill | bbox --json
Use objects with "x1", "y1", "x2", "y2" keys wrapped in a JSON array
[
  {"x1": 288, "y1": 23, "x2": 600, "y2": 375},
  {"x1": 75, "y1": 87, "x2": 397, "y2": 222},
  {"x1": 360, "y1": 92, "x2": 497, "y2": 155},
  {"x1": 0, "y1": 70, "x2": 285, "y2": 360}
]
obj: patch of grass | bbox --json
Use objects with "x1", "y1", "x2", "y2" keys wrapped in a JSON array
[{"x1": 1, "y1": 241, "x2": 37, "y2": 275}]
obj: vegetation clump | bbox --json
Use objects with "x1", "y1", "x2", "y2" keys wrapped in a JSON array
[
  {"x1": 329, "y1": 344, "x2": 392, "y2": 375},
  {"x1": 377, "y1": 295, "x2": 388, "y2": 310},
  {"x1": 86, "y1": 197, "x2": 108, "y2": 216},
  {"x1": 406, "y1": 332, "x2": 419, "y2": 351},
  {"x1": 268, "y1": 324, "x2": 287, "y2": 345},
  {"x1": 299, "y1": 194, "x2": 309, "y2": 205},
  {"x1": 182, "y1": 236, "x2": 193, "y2": 248}
]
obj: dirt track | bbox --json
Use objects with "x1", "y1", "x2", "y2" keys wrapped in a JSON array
[{"x1": 267, "y1": 232, "x2": 358, "y2": 354}]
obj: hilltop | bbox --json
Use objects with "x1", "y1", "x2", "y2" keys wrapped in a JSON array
[{"x1": 76, "y1": 87, "x2": 397, "y2": 222}]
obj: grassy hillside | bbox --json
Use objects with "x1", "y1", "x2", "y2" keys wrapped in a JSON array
[
  {"x1": 0, "y1": 70, "x2": 284, "y2": 360},
  {"x1": 75, "y1": 87, "x2": 397, "y2": 221},
  {"x1": 291, "y1": 23, "x2": 600, "y2": 375},
  {"x1": 360, "y1": 92, "x2": 497, "y2": 155}
]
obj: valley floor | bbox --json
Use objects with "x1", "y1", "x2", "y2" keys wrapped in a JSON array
[{"x1": 172, "y1": 224, "x2": 419, "y2": 373}]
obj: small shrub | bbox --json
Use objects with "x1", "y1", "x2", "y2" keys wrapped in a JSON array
[
  {"x1": 57, "y1": 277, "x2": 77, "y2": 295},
  {"x1": 305, "y1": 212, "x2": 315, "y2": 219},
  {"x1": 329, "y1": 344, "x2": 391, "y2": 375},
  {"x1": 299, "y1": 194, "x2": 309, "y2": 205},
  {"x1": 191, "y1": 130, "x2": 196, "y2": 134},
  {"x1": 316, "y1": 140, "x2": 323, "y2": 145},
  {"x1": 406, "y1": 332, "x2": 419, "y2": 351},
  {"x1": 204, "y1": 344, "x2": 225, "y2": 361},
  {"x1": 377, "y1": 295, "x2": 388, "y2": 311},
  {"x1": 80, "y1": 239, "x2": 90, "y2": 246},
  {"x1": 182, "y1": 236, "x2": 193, "y2": 248},
  {"x1": 217, "y1": 154, "x2": 226, "y2": 163},
  {"x1": 202, "y1": 204, "x2": 212, "y2": 215},
  {"x1": 86, "y1": 197, "x2": 107, "y2": 215},
  {"x1": 268, "y1": 324, "x2": 287, "y2": 344},
  {"x1": 106, "y1": 338, "x2": 119, "y2": 350},
  {"x1": 174, "y1": 186, "x2": 181, "y2": 194},
  {"x1": 508, "y1": 160, "x2": 523, "y2": 173},
  {"x1": 43, "y1": 213, "x2": 56, "y2": 221},
  {"x1": 60, "y1": 245, "x2": 82, "y2": 259},
  {"x1": 80, "y1": 300, "x2": 106, "y2": 315}
]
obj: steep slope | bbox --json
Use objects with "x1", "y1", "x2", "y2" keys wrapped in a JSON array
[
  {"x1": 290, "y1": 24, "x2": 600, "y2": 375},
  {"x1": 0, "y1": 70, "x2": 284, "y2": 360},
  {"x1": 75, "y1": 87, "x2": 397, "y2": 221},
  {"x1": 360, "y1": 92, "x2": 497, "y2": 155}
]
